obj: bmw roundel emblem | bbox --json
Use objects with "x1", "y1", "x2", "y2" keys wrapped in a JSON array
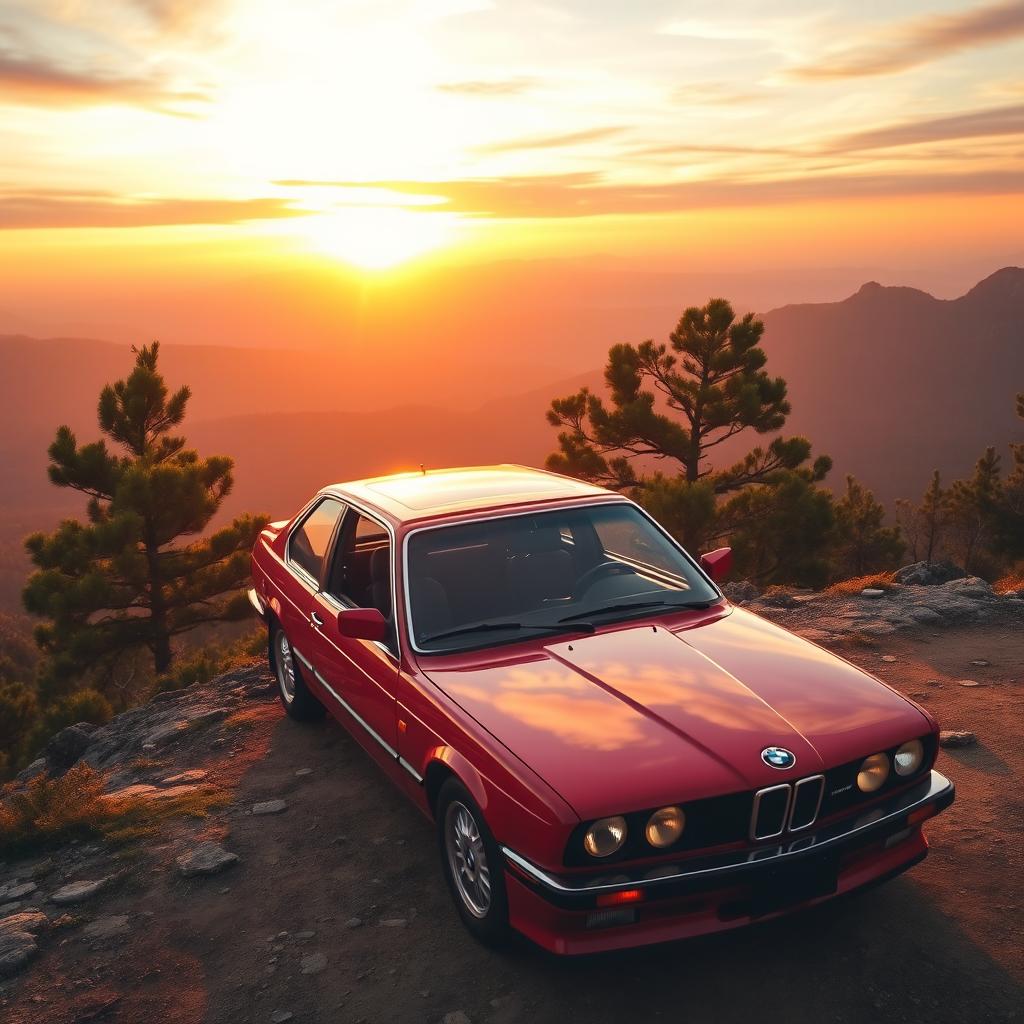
[{"x1": 761, "y1": 746, "x2": 797, "y2": 770}]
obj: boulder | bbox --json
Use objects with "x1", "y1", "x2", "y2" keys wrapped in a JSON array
[
  {"x1": 723, "y1": 580, "x2": 759, "y2": 603},
  {"x1": 893, "y1": 561, "x2": 966, "y2": 586},
  {"x1": 51, "y1": 878, "x2": 111, "y2": 905},
  {"x1": 43, "y1": 722, "x2": 98, "y2": 775},
  {"x1": 939, "y1": 730, "x2": 977, "y2": 748},
  {"x1": 176, "y1": 841, "x2": 240, "y2": 877}
]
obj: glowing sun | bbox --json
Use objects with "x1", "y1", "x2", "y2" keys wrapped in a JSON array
[{"x1": 299, "y1": 206, "x2": 458, "y2": 269}]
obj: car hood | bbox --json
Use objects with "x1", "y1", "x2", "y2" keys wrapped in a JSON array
[{"x1": 422, "y1": 607, "x2": 930, "y2": 821}]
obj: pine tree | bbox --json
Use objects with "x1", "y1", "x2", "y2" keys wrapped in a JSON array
[
  {"x1": 947, "y1": 447, "x2": 1002, "y2": 574},
  {"x1": 897, "y1": 470, "x2": 946, "y2": 563},
  {"x1": 996, "y1": 393, "x2": 1024, "y2": 557},
  {"x1": 831, "y1": 475, "x2": 905, "y2": 578},
  {"x1": 546, "y1": 298, "x2": 831, "y2": 572},
  {"x1": 23, "y1": 343, "x2": 267, "y2": 698}
]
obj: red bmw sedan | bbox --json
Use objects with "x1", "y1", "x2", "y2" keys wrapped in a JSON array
[{"x1": 249, "y1": 465, "x2": 953, "y2": 955}]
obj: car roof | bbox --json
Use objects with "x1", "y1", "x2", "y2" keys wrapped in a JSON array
[{"x1": 328, "y1": 465, "x2": 615, "y2": 524}]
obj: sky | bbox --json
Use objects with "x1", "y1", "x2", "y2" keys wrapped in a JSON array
[{"x1": 2, "y1": 0, "x2": 1024, "y2": 335}]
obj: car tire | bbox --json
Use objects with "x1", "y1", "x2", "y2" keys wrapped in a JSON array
[
  {"x1": 270, "y1": 626, "x2": 325, "y2": 721},
  {"x1": 436, "y1": 778, "x2": 510, "y2": 947}
]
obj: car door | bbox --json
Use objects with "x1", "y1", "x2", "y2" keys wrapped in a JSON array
[
  {"x1": 279, "y1": 496, "x2": 347, "y2": 684},
  {"x1": 307, "y1": 506, "x2": 401, "y2": 762}
]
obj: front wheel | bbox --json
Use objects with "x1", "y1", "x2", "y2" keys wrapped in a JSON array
[
  {"x1": 437, "y1": 779, "x2": 510, "y2": 946},
  {"x1": 271, "y1": 626, "x2": 325, "y2": 721}
]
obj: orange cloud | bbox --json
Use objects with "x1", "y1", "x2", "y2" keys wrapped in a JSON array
[
  {"x1": 0, "y1": 53, "x2": 206, "y2": 112},
  {"x1": 0, "y1": 192, "x2": 305, "y2": 229},
  {"x1": 474, "y1": 126, "x2": 627, "y2": 155},
  {"x1": 792, "y1": 0, "x2": 1024, "y2": 79}
]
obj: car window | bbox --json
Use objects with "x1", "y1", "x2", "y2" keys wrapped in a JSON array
[
  {"x1": 288, "y1": 498, "x2": 345, "y2": 583},
  {"x1": 326, "y1": 511, "x2": 393, "y2": 619},
  {"x1": 406, "y1": 503, "x2": 718, "y2": 652}
]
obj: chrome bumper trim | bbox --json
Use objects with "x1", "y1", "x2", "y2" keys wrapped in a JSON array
[{"x1": 502, "y1": 769, "x2": 953, "y2": 897}]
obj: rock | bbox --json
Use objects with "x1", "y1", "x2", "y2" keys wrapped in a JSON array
[
  {"x1": 143, "y1": 722, "x2": 189, "y2": 749},
  {"x1": 176, "y1": 842, "x2": 240, "y2": 877},
  {"x1": 344, "y1": 917, "x2": 362, "y2": 929},
  {"x1": 270, "y1": 1012, "x2": 293, "y2": 1024},
  {"x1": 295, "y1": 930, "x2": 315, "y2": 940},
  {"x1": 252, "y1": 800, "x2": 288, "y2": 816},
  {"x1": 379, "y1": 918, "x2": 407, "y2": 927},
  {"x1": 16, "y1": 758, "x2": 47, "y2": 783},
  {"x1": 0, "y1": 911, "x2": 47, "y2": 932},
  {"x1": 294, "y1": 768, "x2": 313, "y2": 777},
  {"x1": 939, "y1": 730, "x2": 977, "y2": 748},
  {"x1": 861, "y1": 588, "x2": 886, "y2": 598},
  {"x1": 43, "y1": 722, "x2": 97, "y2": 774},
  {"x1": 760, "y1": 587, "x2": 799, "y2": 609},
  {"x1": 0, "y1": 902, "x2": 23, "y2": 916},
  {"x1": 160, "y1": 769, "x2": 208, "y2": 785},
  {"x1": 0, "y1": 911, "x2": 46, "y2": 976},
  {"x1": 970, "y1": 659, "x2": 990, "y2": 667},
  {"x1": 104, "y1": 782, "x2": 204, "y2": 803},
  {"x1": 443, "y1": 1013, "x2": 472, "y2": 1024},
  {"x1": 723, "y1": 580, "x2": 759, "y2": 603},
  {"x1": 958, "y1": 679, "x2": 982, "y2": 688},
  {"x1": 926, "y1": 679, "x2": 942, "y2": 687},
  {"x1": 0, "y1": 881, "x2": 38, "y2": 902},
  {"x1": 300, "y1": 951, "x2": 327, "y2": 975},
  {"x1": 894, "y1": 561, "x2": 966, "y2": 586},
  {"x1": 51, "y1": 878, "x2": 111, "y2": 905},
  {"x1": 83, "y1": 915, "x2": 130, "y2": 940},
  {"x1": 880, "y1": 655, "x2": 897, "y2": 663},
  {"x1": 185, "y1": 708, "x2": 228, "y2": 728}
]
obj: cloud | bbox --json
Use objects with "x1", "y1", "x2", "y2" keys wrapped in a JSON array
[
  {"x1": 828, "y1": 102, "x2": 1024, "y2": 152},
  {"x1": 0, "y1": 192, "x2": 305, "y2": 229},
  {"x1": 272, "y1": 168, "x2": 1024, "y2": 219},
  {"x1": 792, "y1": 0, "x2": 1024, "y2": 79},
  {"x1": 437, "y1": 77, "x2": 538, "y2": 96},
  {"x1": 0, "y1": 53, "x2": 206, "y2": 112},
  {"x1": 474, "y1": 125, "x2": 627, "y2": 154}
]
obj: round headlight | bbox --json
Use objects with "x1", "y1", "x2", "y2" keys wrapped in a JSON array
[
  {"x1": 583, "y1": 816, "x2": 627, "y2": 858},
  {"x1": 894, "y1": 739, "x2": 924, "y2": 776},
  {"x1": 645, "y1": 806, "x2": 686, "y2": 848},
  {"x1": 857, "y1": 752, "x2": 891, "y2": 792}
]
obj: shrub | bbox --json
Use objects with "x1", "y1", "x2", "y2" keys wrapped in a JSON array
[
  {"x1": 824, "y1": 571, "x2": 896, "y2": 596},
  {"x1": 0, "y1": 762, "x2": 228, "y2": 858}
]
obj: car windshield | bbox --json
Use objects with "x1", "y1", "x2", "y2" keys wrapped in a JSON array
[{"x1": 406, "y1": 503, "x2": 719, "y2": 653}]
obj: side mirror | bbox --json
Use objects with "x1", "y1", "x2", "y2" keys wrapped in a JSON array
[
  {"x1": 337, "y1": 607, "x2": 388, "y2": 643},
  {"x1": 700, "y1": 547, "x2": 733, "y2": 584}
]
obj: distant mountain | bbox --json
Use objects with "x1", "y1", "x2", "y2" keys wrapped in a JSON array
[
  {"x1": 757, "y1": 267, "x2": 1024, "y2": 507},
  {"x1": 0, "y1": 268, "x2": 1020, "y2": 612}
]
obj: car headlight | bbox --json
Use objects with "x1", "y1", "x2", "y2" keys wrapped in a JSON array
[
  {"x1": 645, "y1": 806, "x2": 685, "y2": 848},
  {"x1": 894, "y1": 739, "x2": 924, "y2": 776},
  {"x1": 857, "y1": 752, "x2": 890, "y2": 792},
  {"x1": 583, "y1": 816, "x2": 628, "y2": 858}
]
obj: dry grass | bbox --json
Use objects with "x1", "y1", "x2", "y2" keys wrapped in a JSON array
[
  {"x1": 0, "y1": 763, "x2": 229, "y2": 858},
  {"x1": 825, "y1": 571, "x2": 896, "y2": 596},
  {"x1": 993, "y1": 569, "x2": 1024, "y2": 595}
]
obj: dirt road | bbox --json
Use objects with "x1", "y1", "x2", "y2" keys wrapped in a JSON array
[{"x1": 8, "y1": 624, "x2": 1023, "y2": 1023}]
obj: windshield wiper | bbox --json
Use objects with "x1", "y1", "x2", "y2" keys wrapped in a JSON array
[
  {"x1": 421, "y1": 619, "x2": 596, "y2": 644},
  {"x1": 559, "y1": 597, "x2": 712, "y2": 623}
]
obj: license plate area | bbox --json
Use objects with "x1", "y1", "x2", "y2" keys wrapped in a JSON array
[{"x1": 748, "y1": 854, "x2": 839, "y2": 917}]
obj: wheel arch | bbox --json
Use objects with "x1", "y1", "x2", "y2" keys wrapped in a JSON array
[{"x1": 423, "y1": 747, "x2": 488, "y2": 820}]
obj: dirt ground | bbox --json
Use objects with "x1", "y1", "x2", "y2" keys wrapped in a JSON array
[{"x1": 6, "y1": 623, "x2": 1023, "y2": 1024}]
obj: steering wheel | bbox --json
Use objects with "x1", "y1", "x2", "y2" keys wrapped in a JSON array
[{"x1": 571, "y1": 560, "x2": 637, "y2": 601}]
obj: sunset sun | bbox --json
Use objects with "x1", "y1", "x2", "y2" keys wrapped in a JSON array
[{"x1": 298, "y1": 206, "x2": 460, "y2": 269}]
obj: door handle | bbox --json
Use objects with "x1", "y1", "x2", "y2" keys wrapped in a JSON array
[{"x1": 310, "y1": 611, "x2": 324, "y2": 628}]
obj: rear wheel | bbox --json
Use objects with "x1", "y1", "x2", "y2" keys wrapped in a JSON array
[
  {"x1": 271, "y1": 626, "x2": 325, "y2": 721},
  {"x1": 437, "y1": 778, "x2": 509, "y2": 946}
]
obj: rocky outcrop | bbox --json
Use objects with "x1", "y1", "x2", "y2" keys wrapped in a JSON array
[
  {"x1": 893, "y1": 561, "x2": 966, "y2": 586},
  {"x1": 742, "y1": 575, "x2": 1023, "y2": 645}
]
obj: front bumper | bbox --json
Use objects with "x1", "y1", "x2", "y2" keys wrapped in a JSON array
[{"x1": 502, "y1": 768, "x2": 953, "y2": 954}]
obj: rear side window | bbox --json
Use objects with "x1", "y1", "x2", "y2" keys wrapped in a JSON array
[{"x1": 288, "y1": 498, "x2": 345, "y2": 583}]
